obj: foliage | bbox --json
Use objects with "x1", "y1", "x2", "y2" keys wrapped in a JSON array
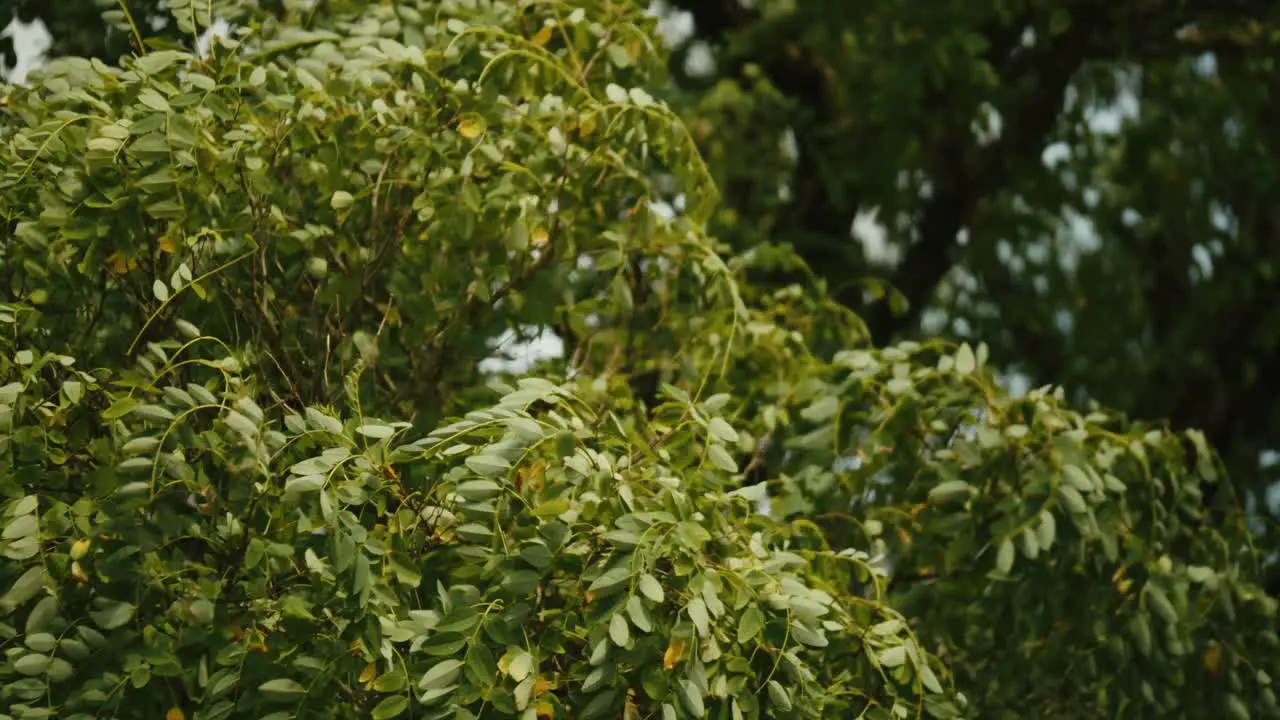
[
  {"x1": 0, "y1": 2, "x2": 1277, "y2": 720},
  {"x1": 0, "y1": 326, "x2": 952, "y2": 719}
]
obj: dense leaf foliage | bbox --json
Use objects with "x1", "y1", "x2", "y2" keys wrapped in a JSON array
[{"x1": 0, "y1": 2, "x2": 1277, "y2": 719}]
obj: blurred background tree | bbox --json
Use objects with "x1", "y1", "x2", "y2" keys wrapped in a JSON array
[{"x1": 659, "y1": 0, "x2": 1280, "y2": 533}]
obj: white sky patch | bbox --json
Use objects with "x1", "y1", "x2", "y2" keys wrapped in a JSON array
[
  {"x1": 853, "y1": 209, "x2": 900, "y2": 267},
  {"x1": 683, "y1": 41, "x2": 716, "y2": 78},
  {"x1": 648, "y1": 2, "x2": 695, "y2": 47},
  {"x1": 196, "y1": 18, "x2": 233, "y2": 58},
  {"x1": 477, "y1": 325, "x2": 565, "y2": 375},
  {"x1": 1, "y1": 17, "x2": 51, "y2": 85},
  {"x1": 780, "y1": 128, "x2": 799, "y2": 161},
  {"x1": 649, "y1": 199, "x2": 676, "y2": 221},
  {"x1": 972, "y1": 103, "x2": 1003, "y2": 146}
]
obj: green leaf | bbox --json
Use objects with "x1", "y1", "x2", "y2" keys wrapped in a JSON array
[
  {"x1": 1130, "y1": 614, "x2": 1153, "y2": 657},
  {"x1": 610, "y1": 612, "x2": 630, "y2": 646},
  {"x1": 995, "y1": 538, "x2": 1015, "y2": 574},
  {"x1": 103, "y1": 397, "x2": 140, "y2": 420},
  {"x1": 122, "y1": 436, "x2": 161, "y2": 455},
  {"x1": 3, "y1": 514, "x2": 37, "y2": 540},
  {"x1": 921, "y1": 661, "x2": 942, "y2": 691},
  {"x1": 306, "y1": 407, "x2": 344, "y2": 433},
  {"x1": 3, "y1": 566, "x2": 47, "y2": 608},
  {"x1": 1059, "y1": 485, "x2": 1088, "y2": 514},
  {"x1": 1144, "y1": 585, "x2": 1178, "y2": 626},
  {"x1": 676, "y1": 520, "x2": 711, "y2": 549},
  {"x1": 465, "y1": 454, "x2": 511, "y2": 476},
  {"x1": 954, "y1": 343, "x2": 976, "y2": 374},
  {"x1": 767, "y1": 680, "x2": 793, "y2": 712},
  {"x1": 1225, "y1": 693, "x2": 1251, "y2": 720},
  {"x1": 14, "y1": 653, "x2": 52, "y2": 676},
  {"x1": 588, "y1": 566, "x2": 631, "y2": 594},
  {"x1": 677, "y1": 678, "x2": 705, "y2": 718},
  {"x1": 1062, "y1": 464, "x2": 1093, "y2": 493},
  {"x1": 136, "y1": 87, "x2": 171, "y2": 112},
  {"x1": 188, "y1": 598, "x2": 215, "y2": 624},
  {"x1": 357, "y1": 424, "x2": 396, "y2": 439},
  {"x1": 708, "y1": 417, "x2": 738, "y2": 443},
  {"x1": 10, "y1": 495, "x2": 38, "y2": 517},
  {"x1": 626, "y1": 596, "x2": 653, "y2": 633},
  {"x1": 133, "y1": 50, "x2": 190, "y2": 75},
  {"x1": 285, "y1": 475, "x2": 325, "y2": 494},
  {"x1": 371, "y1": 695, "x2": 409, "y2": 719},
  {"x1": 687, "y1": 598, "x2": 710, "y2": 636},
  {"x1": 1186, "y1": 565, "x2": 1216, "y2": 584},
  {"x1": 224, "y1": 410, "x2": 258, "y2": 436},
  {"x1": 878, "y1": 645, "x2": 906, "y2": 667},
  {"x1": 927, "y1": 479, "x2": 973, "y2": 506},
  {"x1": 46, "y1": 656, "x2": 74, "y2": 683},
  {"x1": 25, "y1": 632, "x2": 56, "y2": 652},
  {"x1": 639, "y1": 573, "x2": 664, "y2": 604},
  {"x1": 258, "y1": 678, "x2": 306, "y2": 699},
  {"x1": 798, "y1": 392, "x2": 839, "y2": 420},
  {"x1": 507, "y1": 650, "x2": 533, "y2": 683},
  {"x1": 1036, "y1": 511, "x2": 1057, "y2": 551},
  {"x1": 737, "y1": 606, "x2": 764, "y2": 644},
  {"x1": 419, "y1": 659, "x2": 462, "y2": 690},
  {"x1": 134, "y1": 404, "x2": 176, "y2": 423},
  {"x1": 605, "y1": 83, "x2": 629, "y2": 103},
  {"x1": 456, "y1": 479, "x2": 502, "y2": 500},
  {"x1": 89, "y1": 600, "x2": 136, "y2": 630},
  {"x1": 707, "y1": 443, "x2": 739, "y2": 473}
]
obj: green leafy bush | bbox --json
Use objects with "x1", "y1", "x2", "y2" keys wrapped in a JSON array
[{"x1": 0, "y1": 2, "x2": 1275, "y2": 719}]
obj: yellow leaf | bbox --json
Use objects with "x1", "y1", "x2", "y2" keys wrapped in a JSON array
[
  {"x1": 532, "y1": 26, "x2": 553, "y2": 47},
  {"x1": 70, "y1": 562, "x2": 88, "y2": 583},
  {"x1": 1203, "y1": 644, "x2": 1222, "y2": 673},
  {"x1": 158, "y1": 234, "x2": 175, "y2": 253},
  {"x1": 578, "y1": 113, "x2": 597, "y2": 138},
  {"x1": 663, "y1": 638, "x2": 685, "y2": 670},
  {"x1": 70, "y1": 538, "x2": 91, "y2": 560},
  {"x1": 458, "y1": 116, "x2": 486, "y2": 139},
  {"x1": 530, "y1": 227, "x2": 549, "y2": 247},
  {"x1": 107, "y1": 252, "x2": 136, "y2": 274},
  {"x1": 358, "y1": 663, "x2": 377, "y2": 684},
  {"x1": 1112, "y1": 567, "x2": 1133, "y2": 594},
  {"x1": 534, "y1": 701, "x2": 555, "y2": 718},
  {"x1": 532, "y1": 676, "x2": 551, "y2": 698},
  {"x1": 166, "y1": 708, "x2": 185, "y2": 720}
]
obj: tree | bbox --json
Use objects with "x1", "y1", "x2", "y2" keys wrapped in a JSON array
[
  {"x1": 0, "y1": 2, "x2": 1276, "y2": 719},
  {"x1": 14, "y1": 0, "x2": 1280, "y2": 572},
  {"x1": 661, "y1": 0, "x2": 1280, "y2": 530}
]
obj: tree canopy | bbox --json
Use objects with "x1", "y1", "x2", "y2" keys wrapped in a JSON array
[
  {"x1": 661, "y1": 0, "x2": 1280, "y2": 540},
  {"x1": 0, "y1": 2, "x2": 1277, "y2": 719}
]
